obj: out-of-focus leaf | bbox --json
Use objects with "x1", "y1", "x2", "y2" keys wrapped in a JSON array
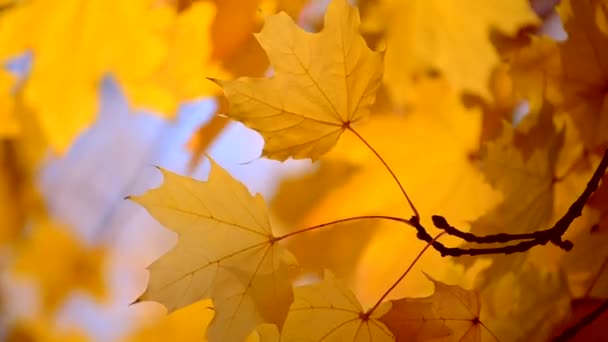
[
  {"x1": 381, "y1": 0, "x2": 538, "y2": 102},
  {"x1": 380, "y1": 274, "x2": 495, "y2": 342},
  {"x1": 0, "y1": 0, "x2": 174, "y2": 152},
  {"x1": 12, "y1": 222, "x2": 107, "y2": 311},
  {"x1": 545, "y1": 0, "x2": 608, "y2": 151}
]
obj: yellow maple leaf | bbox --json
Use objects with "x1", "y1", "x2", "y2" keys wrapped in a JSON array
[
  {"x1": 125, "y1": 2, "x2": 228, "y2": 114},
  {"x1": 454, "y1": 109, "x2": 564, "y2": 292},
  {"x1": 12, "y1": 222, "x2": 107, "y2": 311},
  {"x1": 130, "y1": 160, "x2": 297, "y2": 342},
  {"x1": 381, "y1": 0, "x2": 538, "y2": 101},
  {"x1": 281, "y1": 270, "x2": 394, "y2": 341},
  {"x1": 215, "y1": 0, "x2": 384, "y2": 161},
  {"x1": 0, "y1": 0, "x2": 172, "y2": 152},
  {"x1": 0, "y1": 0, "x2": 231, "y2": 152},
  {"x1": 379, "y1": 274, "x2": 496, "y2": 342}
]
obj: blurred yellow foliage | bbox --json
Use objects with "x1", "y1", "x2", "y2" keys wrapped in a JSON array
[{"x1": 12, "y1": 222, "x2": 107, "y2": 311}]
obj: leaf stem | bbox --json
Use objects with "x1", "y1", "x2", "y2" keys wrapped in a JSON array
[
  {"x1": 275, "y1": 215, "x2": 414, "y2": 242},
  {"x1": 347, "y1": 127, "x2": 420, "y2": 218},
  {"x1": 366, "y1": 232, "x2": 445, "y2": 316}
]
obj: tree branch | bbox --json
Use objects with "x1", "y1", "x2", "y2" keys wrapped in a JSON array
[{"x1": 421, "y1": 148, "x2": 608, "y2": 256}]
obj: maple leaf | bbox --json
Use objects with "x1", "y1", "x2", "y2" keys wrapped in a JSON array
[
  {"x1": 125, "y1": 2, "x2": 228, "y2": 115},
  {"x1": 455, "y1": 108, "x2": 564, "y2": 289},
  {"x1": 215, "y1": 0, "x2": 383, "y2": 161},
  {"x1": 508, "y1": 36, "x2": 560, "y2": 115},
  {"x1": 0, "y1": 0, "x2": 175, "y2": 152},
  {"x1": 381, "y1": 0, "x2": 539, "y2": 102},
  {"x1": 130, "y1": 159, "x2": 297, "y2": 342},
  {"x1": 281, "y1": 271, "x2": 394, "y2": 342},
  {"x1": 12, "y1": 222, "x2": 107, "y2": 312},
  {"x1": 481, "y1": 265, "x2": 571, "y2": 341},
  {"x1": 379, "y1": 274, "x2": 494, "y2": 342},
  {"x1": 543, "y1": 0, "x2": 608, "y2": 151}
]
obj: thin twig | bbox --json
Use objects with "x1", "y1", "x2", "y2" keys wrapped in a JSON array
[
  {"x1": 426, "y1": 148, "x2": 608, "y2": 255},
  {"x1": 274, "y1": 215, "x2": 413, "y2": 242}
]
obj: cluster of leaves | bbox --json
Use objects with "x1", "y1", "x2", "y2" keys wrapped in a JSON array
[
  {"x1": 130, "y1": 0, "x2": 608, "y2": 341},
  {"x1": 2, "y1": 0, "x2": 608, "y2": 341}
]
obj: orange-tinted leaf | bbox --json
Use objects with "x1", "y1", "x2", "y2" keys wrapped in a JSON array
[
  {"x1": 379, "y1": 274, "x2": 493, "y2": 342},
  {"x1": 546, "y1": 0, "x2": 608, "y2": 151}
]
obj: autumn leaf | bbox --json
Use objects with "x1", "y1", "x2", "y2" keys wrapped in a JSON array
[
  {"x1": 508, "y1": 36, "x2": 559, "y2": 115},
  {"x1": 0, "y1": 0, "x2": 173, "y2": 152},
  {"x1": 380, "y1": 0, "x2": 538, "y2": 102},
  {"x1": 455, "y1": 108, "x2": 564, "y2": 291},
  {"x1": 130, "y1": 159, "x2": 297, "y2": 342},
  {"x1": 281, "y1": 270, "x2": 394, "y2": 342},
  {"x1": 125, "y1": 1, "x2": 227, "y2": 115},
  {"x1": 379, "y1": 274, "x2": 495, "y2": 342},
  {"x1": 481, "y1": 265, "x2": 571, "y2": 341},
  {"x1": 544, "y1": 0, "x2": 608, "y2": 151},
  {"x1": 215, "y1": 0, "x2": 383, "y2": 161},
  {"x1": 12, "y1": 222, "x2": 107, "y2": 312}
]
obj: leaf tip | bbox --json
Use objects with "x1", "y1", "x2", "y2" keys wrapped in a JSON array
[{"x1": 206, "y1": 77, "x2": 222, "y2": 85}]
